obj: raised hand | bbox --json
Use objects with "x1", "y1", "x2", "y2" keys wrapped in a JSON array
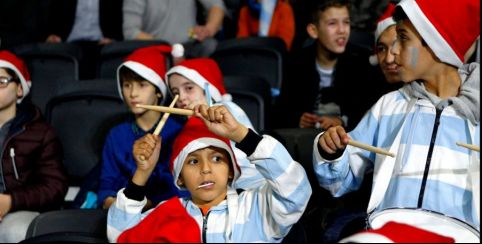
[
  {"x1": 193, "y1": 104, "x2": 248, "y2": 143},
  {"x1": 132, "y1": 134, "x2": 162, "y2": 186}
]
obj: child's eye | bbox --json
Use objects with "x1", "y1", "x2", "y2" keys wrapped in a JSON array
[
  {"x1": 122, "y1": 83, "x2": 131, "y2": 88},
  {"x1": 187, "y1": 158, "x2": 198, "y2": 165},
  {"x1": 212, "y1": 154, "x2": 225, "y2": 163},
  {"x1": 376, "y1": 45, "x2": 387, "y2": 54}
]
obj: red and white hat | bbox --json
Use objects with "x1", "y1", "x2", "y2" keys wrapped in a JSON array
[
  {"x1": 397, "y1": 0, "x2": 480, "y2": 67},
  {"x1": 117, "y1": 44, "x2": 184, "y2": 104},
  {"x1": 169, "y1": 117, "x2": 240, "y2": 190},
  {"x1": 340, "y1": 221, "x2": 455, "y2": 243},
  {"x1": 165, "y1": 58, "x2": 232, "y2": 103},
  {"x1": 0, "y1": 50, "x2": 32, "y2": 103},
  {"x1": 369, "y1": 3, "x2": 396, "y2": 66}
]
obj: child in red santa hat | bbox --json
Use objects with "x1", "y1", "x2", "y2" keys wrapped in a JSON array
[
  {"x1": 98, "y1": 44, "x2": 189, "y2": 211},
  {"x1": 106, "y1": 104, "x2": 312, "y2": 242},
  {"x1": 165, "y1": 57, "x2": 266, "y2": 190},
  {"x1": 314, "y1": 0, "x2": 480, "y2": 242}
]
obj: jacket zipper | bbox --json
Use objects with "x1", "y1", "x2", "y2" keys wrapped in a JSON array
[
  {"x1": 202, "y1": 211, "x2": 211, "y2": 243},
  {"x1": 0, "y1": 128, "x2": 25, "y2": 191},
  {"x1": 10, "y1": 148, "x2": 19, "y2": 180},
  {"x1": 417, "y1": 108, "x2": 443, "y2": 208}
]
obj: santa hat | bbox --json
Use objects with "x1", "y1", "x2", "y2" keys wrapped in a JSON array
[
  {"x1": 340, "y1": 221, "x2": 455, "y2": 243},
  {"x1": 170, "y1": 117, "x2": 240, "y2": 190},
  {"x1": 117, "y1": 196, "x2": 201, "y2": 243},
  {"x1": 117, "y1": 44, "x2": 184, "y2": 104},
  {"x1": 165, "y1": 58, "x2": 232, "y2": 103},
  {"x1": 369, "y1": 3, "x2": 396, "y2": 66},
  {"x1": 0, "y1": 50, "x2": 31, "y2": 103},
  {"x1": 397, "y1": 0, "x2": 480, "y2": 67}
]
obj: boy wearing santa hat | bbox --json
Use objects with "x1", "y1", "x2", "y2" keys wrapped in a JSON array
[
  {"x1": 166, "y1": 57, "x2": 266, "y2": 190},
  {"x1": 0, "y1": 51, "x2": 68, "y2": 242},
  {"x1": 107, "y1": 104, "x2": 312, "y2": 242},
  {"x1": 98, "y1": 45, "x2": 189, "y2": 210},
  {"x1": 313, "y1": 0, "x2": 480, "y2": 242}
]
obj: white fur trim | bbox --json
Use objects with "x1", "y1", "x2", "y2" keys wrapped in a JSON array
[
  {"x1": 0, "y1": 60, "x2": 31, "y2": 103},
  {"x1": 399, "y1": 0, "x2": 462, "y2": 67},
  {"x1": 340, "y1": 232, "x2": 394, "y2": 243},
  {"x1": 221, "y1": 93, "x2": 232, "y2": 102},
  {"x1": 172, "y1": 137, "x2": 239, "y2": 189},
  {"x1": 171, "y1": 44, "x2": 184, "y2": 58},
  {"x1": 369, "y1": 54, "x2": 379, "y2": 66},
  {"x1": 116, "y1": 61, "x2": 167, "y2": 103},
  {"x1": 166, "y1": 66, "x2": 223, "y2": 102},
  {"x1": 375, "y1": 17, "x2": 396, "y2": 43}
]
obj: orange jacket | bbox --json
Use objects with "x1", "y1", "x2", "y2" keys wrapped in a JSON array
[{"x1": 237, "y1": 1, "x2": 295, "y2": 50}]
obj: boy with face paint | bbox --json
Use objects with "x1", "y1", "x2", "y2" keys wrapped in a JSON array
[
  {"x1": 106, "y1": 104, "x2": 312, "y2": 242},
  {"x1": 312, "y1": 0, "x2": 480, "y2": 242}
]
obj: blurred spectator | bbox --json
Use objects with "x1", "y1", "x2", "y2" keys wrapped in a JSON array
[
  {"x1": 45, "y1": 0, "x2": 123, "y2": 79},
  {"x1": 123, "y1": 0, "x2": 226, "y2": 58},
  {"x1": 0, "y1": 51, "x2": 68, "y2": 242},
  {"x1": 273, "y1": 0, "x2": 386, "y2": 131},
  {"x1": 237, "y1": 0, "x2": 295, "y2": 50},
  {"x1": 0, "y1": 0, "x2": 50, "y2": 49}
]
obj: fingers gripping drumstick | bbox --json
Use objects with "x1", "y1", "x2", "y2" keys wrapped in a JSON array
[{"x1": 138, "y1": 95, "x2": 179, "y2": 161}]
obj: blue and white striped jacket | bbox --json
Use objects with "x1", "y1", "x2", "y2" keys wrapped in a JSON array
[
  {"x1": 108, "y1": 135, "x2": 312, "y2": 242},
  {"x1": 313, "y1": 64, "x2": 480, "y2": 231}
]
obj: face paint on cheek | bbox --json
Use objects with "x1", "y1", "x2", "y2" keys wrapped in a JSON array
[{"x1": 408, "y1": 47, "x2": 419, "y2": 69}]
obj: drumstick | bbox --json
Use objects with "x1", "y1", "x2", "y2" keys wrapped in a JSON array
[
  {"x1": 153, "y1": 95, "x2": 178, "y2": 136},
  {"x1": 136, "y1": 104, "x2": 194, "y2": 116},
  {"x1": 348, "y1": 139, "x2": 396, "y2": 157},
  {"x1": 456, "y1": 142, "x2": 480, "y2": 152},
  {"x1": 138, "y1": 96, "x2": 179, "y2": 162}
]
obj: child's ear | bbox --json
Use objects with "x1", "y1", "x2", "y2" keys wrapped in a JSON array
[
  {"x1": 156, "y1": 92, "x2": 162, "y2": 98},
  {"x1": 177, "y1": 178, "x2": 184, "y2": 187},
  {"x1": 307, "y1": 23, "x2": 319, "y2": 39},
  {"x1": 16, "y1": 83, "x2": 23, "y2": 98}
]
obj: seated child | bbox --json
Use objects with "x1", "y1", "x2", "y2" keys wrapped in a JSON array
[
  {"x1": 98, "y1": 45, "x2": 188, "y2": 210},
  {"x1": 107, "y1": 104, "x2": 312, "y2": 242},
  {"x1": 166, "y1": 57, "x2": 265, "y2": 189}
]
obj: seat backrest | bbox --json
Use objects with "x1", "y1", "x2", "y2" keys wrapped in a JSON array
[
  {"x1": 98, "y1": 40, "x2": 171, "y2": 79},
  {"x1": 10, "y1": 43, "x2": 82, "y2": 113},
  {"x1": 45, "y1": 91, "x2": 129, "y2": 185},
  {"x1": 229, "y1": 90, "x2": 265, "y2": 132},
  {"x1": 24, "y1": 209, "x2": 108, "y2": 242},
  {"x1": 211, "y1": 37, "x2": 287, "y2": 97}
]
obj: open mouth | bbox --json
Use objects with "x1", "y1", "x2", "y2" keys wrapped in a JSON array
[{"x1": 197, "y1": 181, "x2": 214, "y2": 189}]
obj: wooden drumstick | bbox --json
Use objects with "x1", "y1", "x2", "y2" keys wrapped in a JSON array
[
  {"x1": 153, "y1": 95, "x2": 179, "y2": 136},
  {"x1": 348, "y1": 139, "x2": 396, "y2": 157},
  {"x1": 136, "y1": 104, "x2": 194, "y2": 116},
  {"x1": 456, "y1": 142, "x2": 480, "y2": 152},
  {"x1": 139, "y1": 95, "x2": 179, "y2": 161}
]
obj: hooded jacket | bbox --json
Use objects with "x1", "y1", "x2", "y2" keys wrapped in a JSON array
[
  {"x1": 1, "y1": 103, "x2": 68, "y2": 212},
  {"x1": 107, "y1": 117, "x2": 312, "y2": 242},
  {"x1": 313, "y1": 63, "x2": 480, "y2": 234}
]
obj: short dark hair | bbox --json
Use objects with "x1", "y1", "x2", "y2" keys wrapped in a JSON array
[
  {"x1": 1, "y1": 67, "x2": 20, "y2": 84},
  {"x1": 119, "y1": 66, "x2": 163, "y2": 104},
  {"x1": 310, "y1": 0, "x2": 352, "y2": 24}
]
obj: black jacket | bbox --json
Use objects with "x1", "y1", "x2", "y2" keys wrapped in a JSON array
[
  {"x1": 47, "y1": 0, "x2": 123, "y2": 41},
  {"x1": 274, "y1": 42, "x2": 391, "y2": 131}
]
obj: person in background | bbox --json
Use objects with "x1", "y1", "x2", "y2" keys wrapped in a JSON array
[
  {"x1": 45, "y1": 0, "x2": 123, "y2": 79},
  {"x1": 123, "y1": 0, "x2": 225, "y2": 58},
  {"x1": 237, "y1": 0, "x2": 295, "y2": 50},
  {"x1": 107, "y1": 105, "x2": 311, "y2": 242},
  {"x1": 274, "y1": 0, "x2": 386, "y2": 131},
  {"x1": 98, "y1": 45, "x2": 188, "y2": 210},
  {"x1": 314, "y1": 0, "x2": 480, "y2": 242},
  {"x1": 0, "y1": 51, "x2": 68, "y2": 242}
]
